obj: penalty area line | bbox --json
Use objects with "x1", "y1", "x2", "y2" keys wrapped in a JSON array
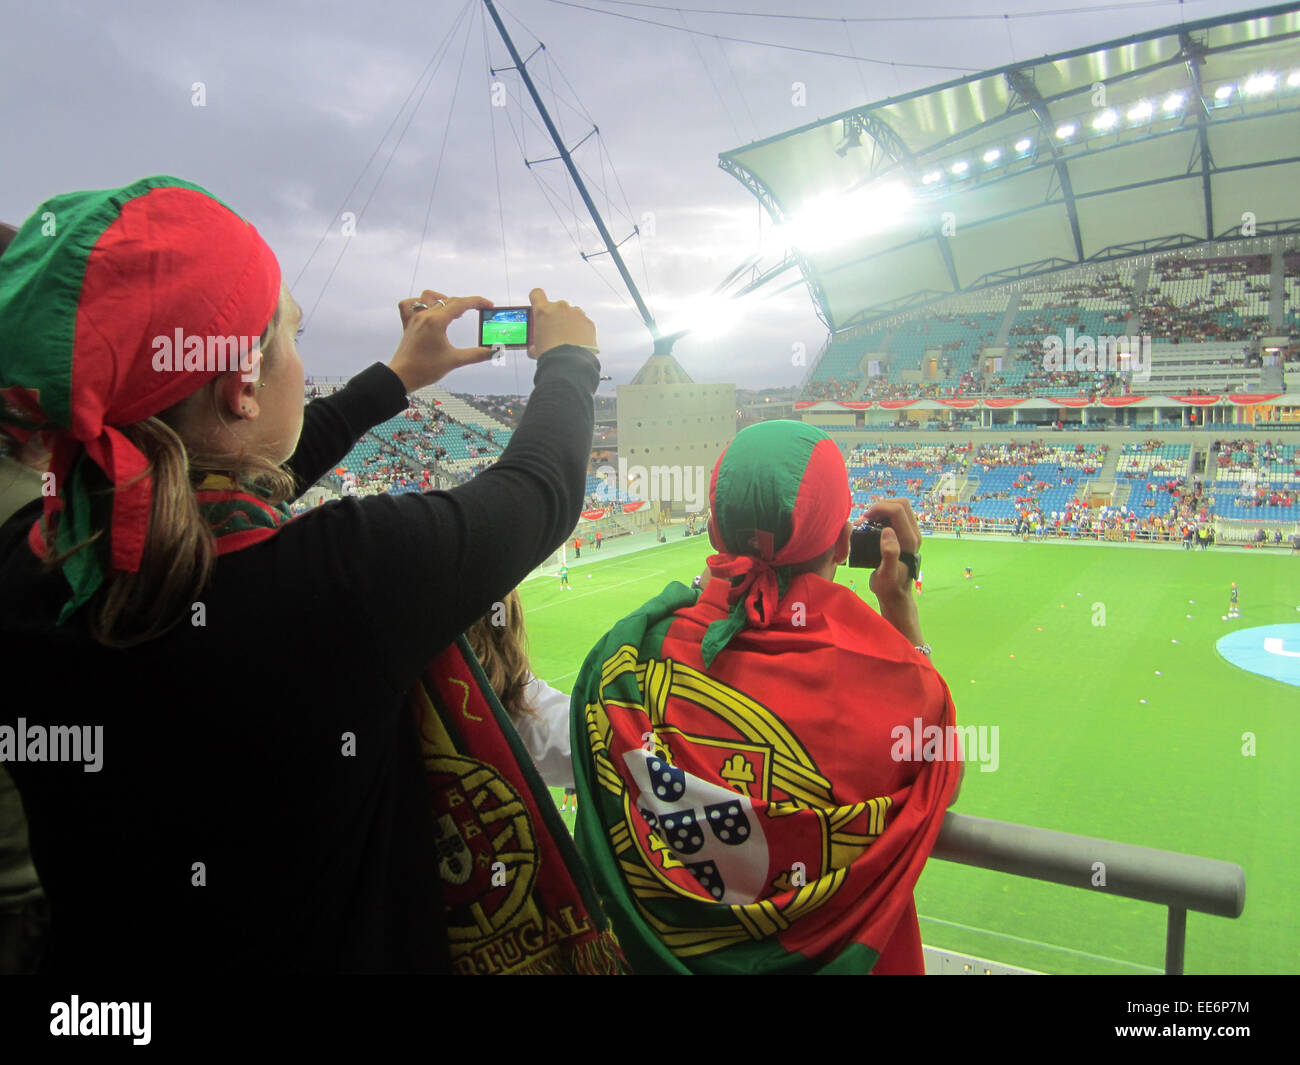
[
  {"x1": 917, "y1": 914, "x2": 1162, "y2": 973},
  {"x1": 528, "y1": 570, "x2": 667, "y2": 612}
]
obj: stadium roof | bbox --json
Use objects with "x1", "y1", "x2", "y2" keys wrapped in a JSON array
[{"x1": 719, "y1": 3, "x2": 1300, "y2": 333}]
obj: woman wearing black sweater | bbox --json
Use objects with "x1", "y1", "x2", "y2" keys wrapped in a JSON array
[{"x1": 0, "y1": 176, "x2": 600, "y2": 973}]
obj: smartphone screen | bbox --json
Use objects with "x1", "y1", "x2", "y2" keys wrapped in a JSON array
[{"x1": 479, "y1": 306, "x2": 531, "y2": 348}]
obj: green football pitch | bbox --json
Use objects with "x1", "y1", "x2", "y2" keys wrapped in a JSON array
[{"x1": 518, "y1": 534, "x2": 1299, "y2": 975}]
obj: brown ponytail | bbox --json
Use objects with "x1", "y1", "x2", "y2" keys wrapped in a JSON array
[{"x1": 37, "y1": 314, "x2": 296, "y2": 648}]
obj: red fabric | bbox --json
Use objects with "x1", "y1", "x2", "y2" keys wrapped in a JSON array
[
  {"x1": 705, "y1": 436, "x2": 849, "y2": 635},
  {"x1": 658, "y1": 574, "x2": 958, "y2": 970},
  {"x1": 33, "y1": 186, "x2": 280, "y2": 574}
]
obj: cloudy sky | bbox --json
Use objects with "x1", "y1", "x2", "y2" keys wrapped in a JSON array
[{"x1": 0, "y1": 0, "x2": 1270, "y2": 395}]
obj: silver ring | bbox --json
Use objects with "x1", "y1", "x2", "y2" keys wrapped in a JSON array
[
  {"x1": 432, "y1": 298, "x2": 447, "y2": 308},
  {"x1": 411, "y1": 301, "x2": 428, "y2": 311}
]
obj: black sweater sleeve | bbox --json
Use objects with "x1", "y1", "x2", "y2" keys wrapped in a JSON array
[
  {"x1": 284, "y1": 364, "x2": 411, "y2": 498},
  {"x1": 263, "y1": 345, "x2": 600, "y2": 695}
]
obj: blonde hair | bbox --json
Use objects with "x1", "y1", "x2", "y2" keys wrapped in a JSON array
[
  {"x1": 464, "y1": 589, "x2": 536, "y2": 722},
  {"x1": 39, "y1": 310, "x2": 295, "y2": 648}
]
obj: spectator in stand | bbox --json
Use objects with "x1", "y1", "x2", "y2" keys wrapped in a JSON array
[
  {"x1": 0, "y1": 177, "x2": 602, "y2": 974},
  {"x1": 569, "y1": 422, "x2": 959, "y2": 974},
  {"x1": 463, "y1": 589, "x2": 573, "y2": 789}
]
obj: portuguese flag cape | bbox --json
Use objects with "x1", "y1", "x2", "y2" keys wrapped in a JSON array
[{"x1": 570, "y1": 577, "x2": 958, "y2": 975}]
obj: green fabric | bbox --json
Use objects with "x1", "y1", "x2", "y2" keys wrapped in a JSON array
[
  {"x1": 699, "y1": 421, "x2": 831, "y2": 666},
  {"x1": 0, "y1": 176, "x2": 229, "y2": 620},
  {"x1": 709, "y1": 420, "x2": 819, "y2": 557},
  {"x1": 0, "y1": 177, "x2": 220, "y2": 429}
]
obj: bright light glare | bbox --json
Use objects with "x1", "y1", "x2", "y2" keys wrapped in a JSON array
[
  {"x1": 1244, "y1": 73, "x2": 1277, "y2": 95},
  {"x1": 1056, "y1": 123, "x2": 1077, "y2": 139},
  {"x1": 922, "y1": 170, "x2": 942, "y2": 184},
  {"x1": 1092, "y1": 109, "x2": 1118, "y2": 131},
  {"x1": 1014, "y1": 137, "x2": 1033, "y2": 152},
  {"x1": 1288, "y1": 70, "x2": 1300, "y2": 87},
  {"x1": 1215, "y1": 84, "x2": 1234, "y2": 101},
  {"x1": 1162, "y1": 92, "x2": 1186, "y2": 111},
  {"x1": 1127, "y1": 101, "x2": 1153, "y2": 122},
  {"x1": 659, "y1": 295, "x2": 747, "y2": 343},
  {"x1": 769, "y1": 181, "x2": 915, "y2": 254},
  {"x1": 982, "y1": 148, "x2": 1001, "y2": 163},
  {"x1": 950, "y1": 160, "x2": 969, "y2": 175}
]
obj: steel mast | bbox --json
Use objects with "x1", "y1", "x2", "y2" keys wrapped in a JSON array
[{"x1": 482, "y1": 0, "x2": 674, "y2": 353}]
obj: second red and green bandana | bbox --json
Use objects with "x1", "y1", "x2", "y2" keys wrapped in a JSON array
[{"x1": 570, "y1": 421, "x2": 959, "y2": 974}]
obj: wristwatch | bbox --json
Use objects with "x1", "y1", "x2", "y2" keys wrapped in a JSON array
[
  {"x1": 900, "y1": 551, "x2": 921, "y2": 582},
  {"x1": 914, "y1": 644, "x2": 932, "y2": 658}
]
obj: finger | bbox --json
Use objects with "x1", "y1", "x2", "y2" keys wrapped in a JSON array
[
  {"x1": 450, "y1": 345, "x2": 496, "y2": 365},
  {"x1": 530, "y1": 287, "x2": 548, "y2": 306},
  {"x1": 864, "y1": 498, "x2": 920, "y2": 552},
  {"x1": 398, "y1": 297, "x2": 425, "y2": 327},
  {"x1": 438, "y1": 295, "x2": 493, "y2": 319},
  {"x1": 873, "y1": 527, "x2": 911, "y2": 595},
  {"x1": 879, "y1": 525, "x2": 901, "y2": 568}
]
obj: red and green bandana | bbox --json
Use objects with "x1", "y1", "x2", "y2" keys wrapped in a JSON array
[
  {"x1": 570, "y1": 577, "x2": 959, "y2": 975},
  {"x1": 702, "y1": 420, "x2": 850, "y2": 666},
  {"x1": 0, "y1": 176, "x2": 281, "y2": 621}
]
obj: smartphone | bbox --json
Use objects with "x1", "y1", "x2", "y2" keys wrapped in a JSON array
[{"x1": 479, "y1": 306, "x2": 531, "y2": 349}]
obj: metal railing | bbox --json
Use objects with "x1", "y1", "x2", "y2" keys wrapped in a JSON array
[{"x1": 931, "y1": 812, "x2": 1245, "y2": 975}]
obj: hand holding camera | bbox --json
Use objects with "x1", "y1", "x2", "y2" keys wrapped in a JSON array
[
  {"x1": 478, "y1": 288, "x2": 598, "y2": 361},
  {"x1": 389, "y1": 289, "x2": 495, "y2": 393},
  {"x1": 851, "y1": 498, "x2": 924, "y2": 646}
]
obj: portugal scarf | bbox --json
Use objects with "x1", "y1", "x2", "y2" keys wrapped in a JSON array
[{"x1": 194, "y1": 478, "x2": 624, "y2": 975}]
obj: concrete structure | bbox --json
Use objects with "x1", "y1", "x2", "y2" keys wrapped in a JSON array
[{"x1": 615, "y1": 354, "x2": 735, "y2": 516}]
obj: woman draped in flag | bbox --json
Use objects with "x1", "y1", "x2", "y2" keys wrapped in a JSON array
[
  {"x1": 0, "y1": 176, "x2": 611, "y2": 973},
  {"x1": 570, "y1": 420, "x2": 961, "y2": 974}
]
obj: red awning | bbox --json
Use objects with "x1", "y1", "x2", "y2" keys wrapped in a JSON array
[
  {"x1": 878, "y1": 400, "x2": 918, "y2": 409},
  {"x1": 1047, "y1": 397, "x2": 1091, "y2": 407},
  {"x1": 937, "y1": 399, "x2": 978, "y2": 408},
  {"x1": 622, "y1": 501, "x2": 647, "y2": 513},
  {"x1": 984, "y1": 397, "x2": 1028, "y2": 408},
  {"x1": 1172, "y1": 395, "x2": 1221, "y2": 405},
  {"x1": 581, "y1": 508, "x2": 607, "y2": 521},
  {"x1": 1227, "y1": 394, "x2": 1283, "y2": 404},
  {"x1": 1098, "y1": 396, "x2": 1145, "y2": 406}
]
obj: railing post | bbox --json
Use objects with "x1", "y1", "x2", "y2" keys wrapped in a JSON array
[{"x1": 1165, "y1": 907, "x2": 1187, "y2": 975}]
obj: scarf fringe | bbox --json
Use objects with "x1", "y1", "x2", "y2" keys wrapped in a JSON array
[{"x1": 506, "y1": 930, "x2": 627, "y2": 976}]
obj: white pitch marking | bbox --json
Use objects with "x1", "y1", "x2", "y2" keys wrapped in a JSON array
[
  {"x1": 529, "y1": 570, "x2": 667, "y2": 612},
  {"x1": 918, "y1": 915, "x2": 1163, "y2": 973}
]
